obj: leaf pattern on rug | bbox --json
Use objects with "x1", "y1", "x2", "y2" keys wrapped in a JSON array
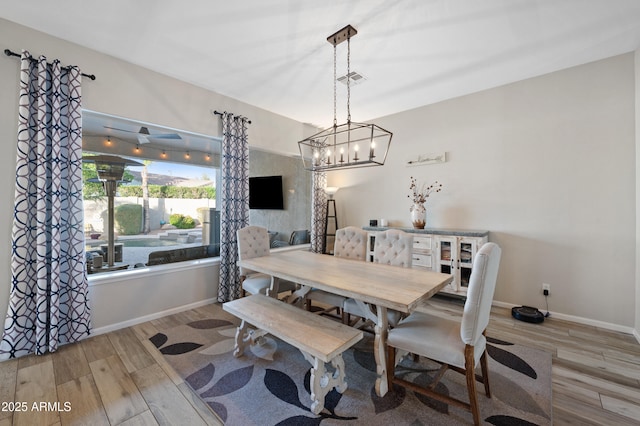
[
  {"x1": 265, "y1": 368, "x2": 309, "y2": 411},
  {"x1": 490, "y1": 371, "x2": 550, "y2": 419},
  {"x1": 206, "y1": 401, "x2": 228, "y2": 423},
  {"x1": 371, "y1": 382, "x2": 406, "y2": 414},
  {"x1": 275, "y1": 415, "x2": 323, "y2": 426},
  {"x1": 487, "y1": 336, "x2": 515, "y2": 346},
  {"x1": 199, "y1": 338, "x2": 237, "y2": 356},
  {"x1": 486, "y1": 414, "x2": 540, "y2": 425},
  {"x1": 352, "y1": 346, "x2": 377, "y2": 373},
  {"x1": 186, "y1": 363, "x2": 216, "y2": 391},
  {"x1": 487, "y1": 344, "x2": 537, "y2": 379},
  {"x1": 219, "y1": 327, "x2": 239, "y2": 337},
  {"x1": 149, "y1": 332, "x2": 168, "y2": 349},
  {"x1": 160, "y1": 342, "x2": 203, "y2": 355},
  {"x1": 187, "y1": 319, "x2": 233, "y2": 329},
  {"x1": 201, "y1": 365, "x2": 254, "y2": 398},
  {"x1": 152, "y1": 311, "x2": 552, "y2": 425}
]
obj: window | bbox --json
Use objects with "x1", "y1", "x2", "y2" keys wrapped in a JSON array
[{"x1": 82, "y1": 111, "x2": 221, "y2": 273}]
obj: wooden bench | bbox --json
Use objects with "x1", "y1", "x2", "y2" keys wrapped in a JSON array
[{"x1": 223, "y1": 294, "x2": 363, "y2": 414}]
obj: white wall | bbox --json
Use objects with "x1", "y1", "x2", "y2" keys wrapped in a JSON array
[
  {"x1": 635, "y1": 49, "x2": 640, "y2": 341},
  {"x1": 329, "y1": 54, "x2": 636, "y2": 329},
  {"x1": 0, "y1": 19, "x2": 312, "y2": 328}
]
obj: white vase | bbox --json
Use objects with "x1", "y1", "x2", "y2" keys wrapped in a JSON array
[{"x1": 410, "y1": 203, "x2": 426, "y2": 229}]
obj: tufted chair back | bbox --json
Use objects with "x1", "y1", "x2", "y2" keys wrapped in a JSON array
[
  {"x1": 236, "y1": 226, "x2": 270, "y2": 276},
  {"x1": 333, "y1": 227, "x2": 367, "y2": 261},
  {"x1": 460, "y1": 242, "x2": 502, "y2": 346},
  {"x1": 373, "y1": 229, "x2": 413, "y2": 267}
]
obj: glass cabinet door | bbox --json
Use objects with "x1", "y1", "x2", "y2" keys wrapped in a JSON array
[
  {"x1": 436, "y1": 237, "x2": 455, "y2": 276},
  {"x1": 458, "y1": 238, "x2": 477, "y2": 290}
]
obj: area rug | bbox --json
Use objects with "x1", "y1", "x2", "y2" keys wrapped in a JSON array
[{"x1": 149, "y1": 308, "x2": 552, "y2": 425}]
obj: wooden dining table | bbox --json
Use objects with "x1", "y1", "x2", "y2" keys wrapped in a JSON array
[{"x1": 237, "y1": 249, "x2": 453, "y2": 397}]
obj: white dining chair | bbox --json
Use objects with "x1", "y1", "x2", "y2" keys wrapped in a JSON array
[
  {"x1": 342, "y1": 229, "x2": 413, "y2": 326},
  {"x1": 306, "y1": 226, "x2": 368, "y2": 317},
  {"x1": 236, "y1": 225, "x2": 296, "y2": 297},
  {"x1": 385, "y1": 242, "x2": 501, "y2": 425}
]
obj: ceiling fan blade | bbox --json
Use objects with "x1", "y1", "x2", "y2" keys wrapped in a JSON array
[
  {"x1": 147, "y1": 133, "x2": 182, "y2": 140},
  {"x1": 104, "y1": 125, "x2": 182, "y2": 140},
  {"x1": 104, "y1": 125, "x2": 138, "y2": 134}
]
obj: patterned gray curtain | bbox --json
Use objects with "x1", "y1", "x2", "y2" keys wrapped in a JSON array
[
  {"x1": 311, "y1": 171, "x2": 327, "y2": 253},
  {"x1": 217, "y1": 112, "x2": 250, "y2": 302},
  {"x1": 0, "y1": 51, "x2": 91, "y2": 359}
]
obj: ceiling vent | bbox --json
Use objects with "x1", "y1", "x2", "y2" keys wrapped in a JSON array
[{"x1": 337, "y1": 71, "x2": 366, "y2": 86}]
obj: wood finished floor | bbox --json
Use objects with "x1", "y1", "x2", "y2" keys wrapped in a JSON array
[{"x1": 0, "y1": 297, "x2": 638, "y2": 425}]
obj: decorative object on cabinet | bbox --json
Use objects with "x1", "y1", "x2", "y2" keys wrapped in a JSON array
[
  {"x1": 297, "y1": 25, "x2": 392, "y2": 172},
  {"x1": 364, "y1": 226, "x2": 489, "y2": 297},
  {"x1": 323, "y1": 187, "x2": 339, "y2": 254},
  {"x1": 410, "y1": 203, "x2": 426, "y2": 229},
  {"x1": 408, "y1": 177, "x2": 442, "y2": 229}
]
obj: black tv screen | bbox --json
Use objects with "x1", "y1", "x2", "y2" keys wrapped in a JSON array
[{"x1": 249, "y1": 175, "x2": 284, "y2": 210}]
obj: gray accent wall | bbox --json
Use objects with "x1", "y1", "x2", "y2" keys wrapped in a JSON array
[{"x1": 249, "y1": 149, "x2": 311, "y2": 244}]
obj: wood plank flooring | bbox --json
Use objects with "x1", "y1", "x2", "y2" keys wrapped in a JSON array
[{"x1": 0, "y1": 298, "x2": 638, "y2": 425}]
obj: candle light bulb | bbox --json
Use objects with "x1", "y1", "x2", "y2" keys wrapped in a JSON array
[
  {"x1": 314, "y1": 151, "x2": 320, "y2": 166},
  {"x1": 326, "y1": 149, "x2": 331, "y2": 165},
  {"x1": 339, "y1": 147, "x2": 345, "y2": 163},
  {"x1": 369, "y1": 141, "x2": 376, "y2": 159},
  {"x1": 354, "y1": 144, "x2": 359, "y2": 161}
]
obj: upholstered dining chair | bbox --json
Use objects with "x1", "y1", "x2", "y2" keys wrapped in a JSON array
[
  {"x1": 236, "y1": 225, "x2": 297, "y2": 297},
  {"x1": 342, "y1": 228, "x2": 413, "y2": 326},
  {"x1": 385, "y1": 242, "x2": 501, "y2": 425},
  {"x1": 305, "y1": 226, "x2": 368, "y2": 316}
]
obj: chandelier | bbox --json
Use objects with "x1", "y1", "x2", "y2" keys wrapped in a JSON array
[{"x1": 298, "y1": 25, "x2": 392, "y2": 172}]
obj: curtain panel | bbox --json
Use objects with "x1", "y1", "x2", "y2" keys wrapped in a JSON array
[
  {"x1": 0, "y1": 51, "x2": 91, "y2": 359},
  {"x1": 311, "y1": 171, "x2": 327, "y2": 254},
  {"x1": 217, "y1": 112, "x2": 250, "y2": 302}
]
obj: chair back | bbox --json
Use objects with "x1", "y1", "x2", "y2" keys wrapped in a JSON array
[
  {"x1": 373, "y1": 229, "x2": 413, "y2": 267},
  {"x1": 333, "y1": 226, "x2": 367, "y2": 261},
  {"x1": 460, "y1": 242, "x2": 502, "y2": 346},
  {"x1": 236, "y1": 226, "x2": 270, "y2": 276}
]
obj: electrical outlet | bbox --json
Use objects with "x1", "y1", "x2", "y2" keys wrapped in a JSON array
[{"x1": 542, "y1": 283, "x2": 550, "y2": 295}]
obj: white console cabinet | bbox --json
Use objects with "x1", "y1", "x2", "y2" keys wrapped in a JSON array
[{"x1": 364, "y1": 227, "x2": 489, "y2": 298}]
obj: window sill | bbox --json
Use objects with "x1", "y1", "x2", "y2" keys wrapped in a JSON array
[{"x1": 88, "y1": 257, "x2": 220, "y2": 287}]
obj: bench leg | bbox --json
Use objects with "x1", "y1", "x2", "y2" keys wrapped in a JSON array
[
  {"x1": 302, "y1": 351, "x2": 348, "y2": 415},
  {"x1": 233, "y1": 320, "x2": 268, "y2": 358}
]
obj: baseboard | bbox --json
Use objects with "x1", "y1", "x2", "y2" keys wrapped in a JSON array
[
  {"x1": 633, "y1": 328, "x2": 640, "y2": 344},
  {"x1": 491, "y1": 300, "x2": 637, "y2": 336},
  {"x1": 88, "y1": 297, "x2": 218, "y2": 337}
]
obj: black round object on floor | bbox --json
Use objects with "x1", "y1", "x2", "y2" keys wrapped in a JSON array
[{"x1": 512, "y1": 306, "x2": 545, "y2": 323}]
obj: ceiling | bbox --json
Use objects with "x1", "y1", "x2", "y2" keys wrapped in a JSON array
[{"x1": 2, "y1": 0, "x2": 640, "y2": 129}]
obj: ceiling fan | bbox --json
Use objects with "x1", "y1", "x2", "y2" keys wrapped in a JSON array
[{"x1": 104, "y1": 125, "x2": 182, "y2": 144}]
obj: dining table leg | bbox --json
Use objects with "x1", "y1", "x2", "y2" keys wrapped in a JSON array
[{"x1": 373, "y1": 305, "x2": 389, "y2": 397}]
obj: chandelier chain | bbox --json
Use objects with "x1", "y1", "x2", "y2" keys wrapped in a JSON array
[
  {"x1": 333, "y1": 42, "x2": 337, "y2": 128},
  {"x1": 347, "y1": 36, "x2": 351, "y2": 123}
]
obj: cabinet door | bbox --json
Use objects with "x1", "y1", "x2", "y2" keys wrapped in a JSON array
[
  {"x1": 457, "y1": 238, "x2": 478, "y2": 290},
  {"x1": 435, "y1": 237, "x2": 457, "y2": 292},
  {"x1": 366, "y1": 232, "x2": 378, "y2": 262}
]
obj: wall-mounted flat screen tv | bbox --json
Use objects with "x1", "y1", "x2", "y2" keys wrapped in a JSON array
[{"x1": 249, "y1": 175, "x2": 284, "y2": 210}]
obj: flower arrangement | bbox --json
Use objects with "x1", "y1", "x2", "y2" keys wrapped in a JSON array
[{"x1": 408, "y1": 177, "x2": 443, "y2": 205}]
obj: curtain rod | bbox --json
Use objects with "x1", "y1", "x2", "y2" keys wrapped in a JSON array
[
  {"x1": 4, "y1": 49, "x2": 96, "y2": 80},
  {"x1": 212, "y1": 110, "x2": 251, "y2": 124}
]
